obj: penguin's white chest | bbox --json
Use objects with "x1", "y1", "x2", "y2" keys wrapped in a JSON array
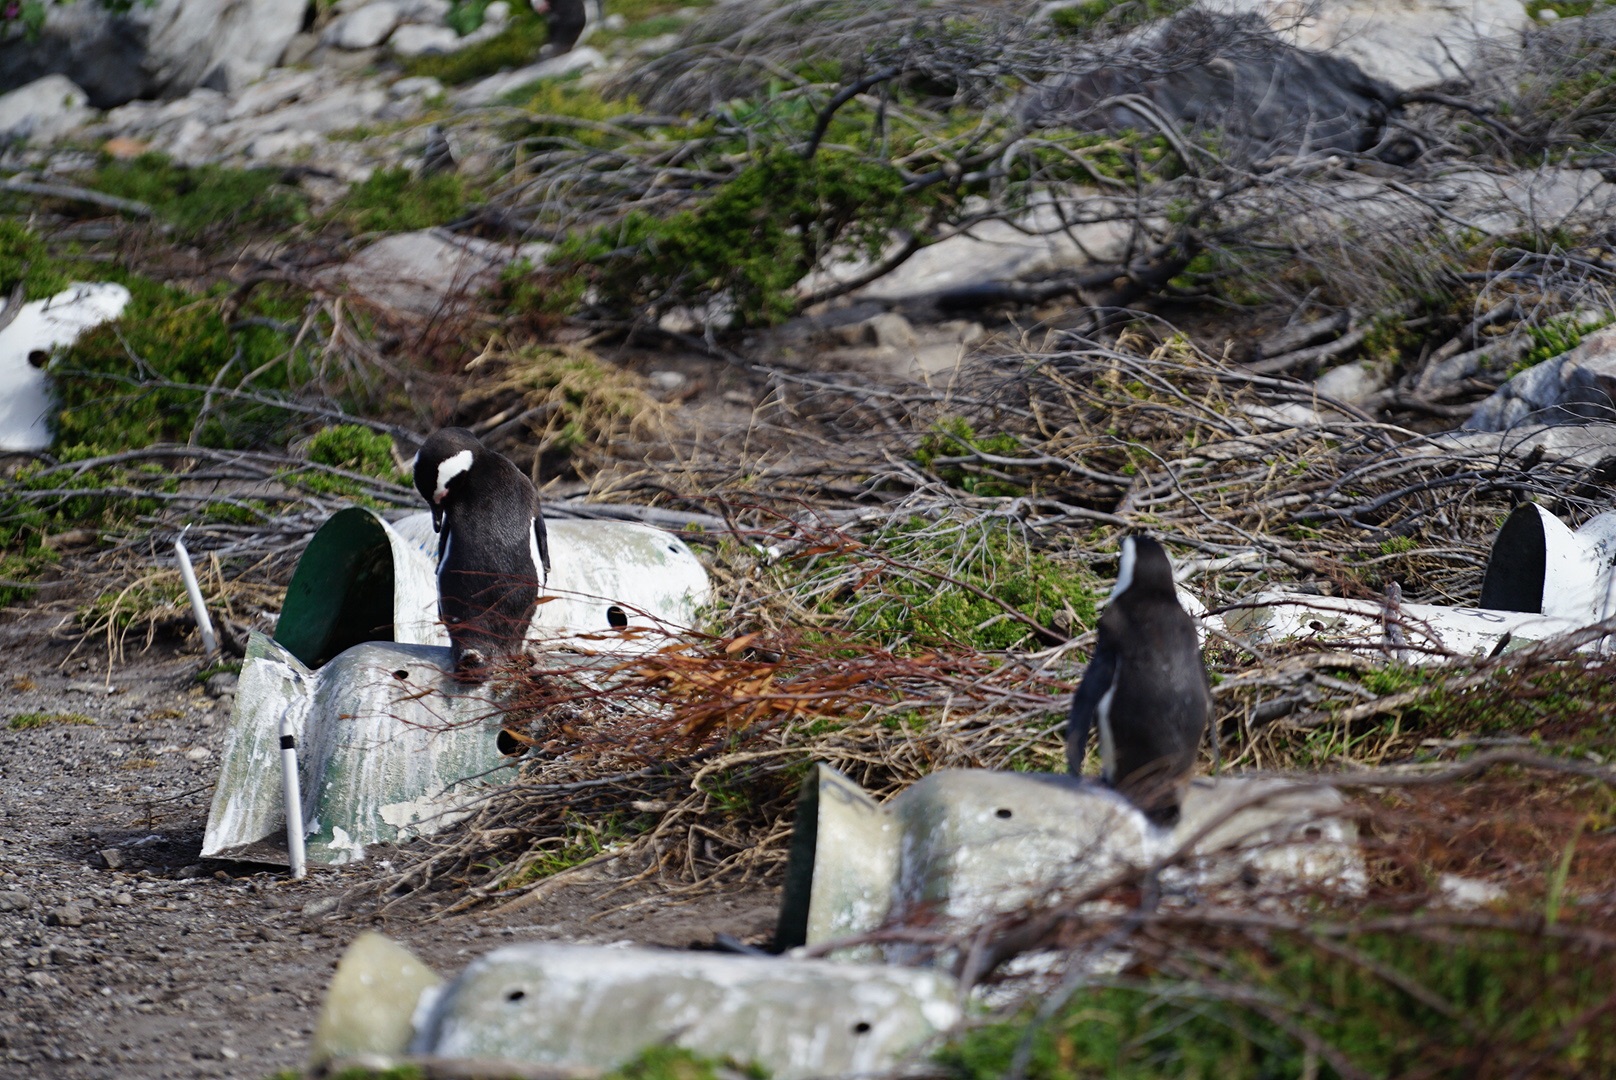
[{"x1": 1096, "y1": 682, "x2": 1117, "y2": 784}]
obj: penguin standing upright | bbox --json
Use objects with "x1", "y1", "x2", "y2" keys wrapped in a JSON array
[
  {"x1": 531, "y1": 0, "x2": 600, "y2": 58},
  {"x1": 1067, "y1": 535, "x2": 1211, "y2": 827},
  {"x1": 413, "y1": 428, "x2": 551, "y2": 677}
]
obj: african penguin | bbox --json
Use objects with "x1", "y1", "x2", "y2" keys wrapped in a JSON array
[
  {"x1": 413, "y1": 427, "x2": 551, "y2": 677},
  {"x1": 1067, "y1": 535, "x2": 1211, "y2": 828},
  {"x1": 532, "y1": 0, "x2": 600, "y2": 57}
]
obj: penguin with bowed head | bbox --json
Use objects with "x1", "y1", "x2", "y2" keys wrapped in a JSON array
[
  {"x1": 1067, "y1": 534, "x2": 1212, "y2": 828},
  {"x1": 413, "y1": 427, "x2": 551, "y2": 679}
]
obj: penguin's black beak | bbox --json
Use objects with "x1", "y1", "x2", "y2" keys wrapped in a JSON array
[{"x1": 431, "y1": 506, "x2": 444, "y2": 531}]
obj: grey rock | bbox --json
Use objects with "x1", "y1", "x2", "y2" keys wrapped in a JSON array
[
  {"x1": 1314, "y1": 359, "x2": 1389, "y2": 405},
  {"x1": 199, "y1": 57, "x2": 267, "y2": 95},
  {"x1": 1465, "y1": 328, "x2": 1616, "y2": 431},
  {"x1": 389, "y1": 75, "x2": 445, "y2": 100},
  {"x1": 0, "y1": 75, "x2": 93, "y2": 144},
  {"x1": 301, "y1": 895, "x2": 341, "y2": 918},
  {"x1": 455, "y1": 46, "x2": 606, "y2": 105},
  {"x1": 389, "y1": 24, "x2": 461, "y2": 56},
  {"x1": 204, "y1": 672, "x2": 239, "y2": 698},
  {"x1": 399, "y1": 0, "x2": 452, "y2": 21},
  {"x1": 44, "y1": 905, "x2": 84, "y2": 928},
  {"x1": 324, "y1": 1, "x2": 404, "y2": 49},
  {"x1": 23, "y1": 971, "x2": 61, "y2": 990},
  {"x1": 0, "y1": 890, "x2": 33, "y2": 912},
  {"x1": 1020, "y1": 11, "x2": 1402, "y2": 162},
  {"x1": 176, "y1": 864, "x2": 206, "y2": 879},
  {"x1": 317, "y1": 230, "x2": 552, "y2": 317},
  {"x1": 647, "y1": 370, "x2": 687, "y2": 393},
  {"x1": 0, "y1": 0, "x2": 306, "y2": 109},
  {"x1": 95, "y1": 848, "x2": 126, "y2": 870}
]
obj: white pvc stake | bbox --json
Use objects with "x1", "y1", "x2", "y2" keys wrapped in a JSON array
[
  {"x1": 173, "y1": 528, "x2": 218, "y2": 658},
  {"x1": 281, "y1": 709, "x2": 307, "y2": 881}
]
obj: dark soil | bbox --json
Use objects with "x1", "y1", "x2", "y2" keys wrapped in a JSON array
[{"x1": 0, "y1": 609, "x2": 778, "y2": 1079}]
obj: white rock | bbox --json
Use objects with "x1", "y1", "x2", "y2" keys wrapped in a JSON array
[
  {"x1": 389, "y1": 76, "x2": 445, "y2": 100},
  {"x1": 224, "y1": 69, "x2": 319, "y2": 121},
  {"x1": 454, "y1": 47, "x2": 606, "y2": 105},
  {"x1": 397, "y1": 0, "x2": 451, "y2": 20},
  {"x1": 0, "y1": 75, "x2": 93, "y2": 144},
  {"x1": 245, "y1": 129, "x2": 323, "y2": 159},
  {"x1": 317, "y1": 231, "x2": 553, "y2": 317},
  {"x1": 602, "y1": 12, "x2": 625, "y2": 29},
  {"x1": 482, "y1": 1, "x2": 510, "y2": 27},
  {"x1": 1218, "y1": 0, "x2": 1529, "y2": 91},
  {"x1": 1465, "y1": 326, "x2": 1616, "y2": 431},
  {"x1": 0, "y1": 283, "x2": 134, "y2": 453},
  {"x1": 388, "y1": 24, "x2": 461, "y2": 56},
  {"x1": 1314, "y1": 359, "x2": 1388, "y2": 405},
  {"x1": 144, "y1": 0, "x2": 307, "y2": 99},
  {"x1": 199, "y1": 57, "x2": 268, "y2": 95},
  {"x1": 1438, "y1": 873, "x2": 1506, "y2": 908},
  {"x1": 323, "y1": 0, "x2": 403, "y2": 49}
]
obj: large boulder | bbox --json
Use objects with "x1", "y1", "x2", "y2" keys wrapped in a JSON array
[
  {"x1": 0, "y1": 0, "x2": 305, "y2": 108},
  {"x1": 0, "y1": 74, "x2": 92, "y2": 143},
  {"x1": 1021, "y1": 11, "x2": 1402, "y2": 161},
  {"x1": 1464, "y1": 328, "x2": 1616, "y2": 431},
  {"x1": 1222, "y1": 0, "x2": 1529, "y2": 92}
]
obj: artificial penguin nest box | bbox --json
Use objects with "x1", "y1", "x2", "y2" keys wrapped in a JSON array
[
  {"x1": 275, "y1": 507, "x2": 710, "y2": 665},
  {"x1": 776, "y1": 764, "x2": 1363, "y2": 964},
  {"x1": 1222, "y1": 502, "x2": 1616, "y2": 657},
  {"x1": 201, "y1": 506, "x2": 710, "y2": 866},
  {"x1": 310, "y1": 934, "x2": 960, "y2": 1079}
]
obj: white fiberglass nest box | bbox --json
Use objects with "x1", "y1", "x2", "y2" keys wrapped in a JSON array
[
  {"x1": 0, "y1": 283, "x2": 132, "y2": 452},
  {"x1": 273, "y1": 506, "x2": 711, "y2": 665},
  {"x1": 1222, "y1": 503, "x2": 1616, "y2": 658},
  {"x1": 201, "y1": 506, "x2": 711, "y2": 866}
]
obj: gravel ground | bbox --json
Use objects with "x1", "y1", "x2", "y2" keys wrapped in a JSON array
[{"x1": 0, "y1": 609, "x2": 777, "y2": 1079}]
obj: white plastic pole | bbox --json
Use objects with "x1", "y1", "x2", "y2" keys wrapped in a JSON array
[
  {"x1": 280, "y1": 709, "x2": 307, "y2": 881},
  {"x1": 173, "y1": 528, "x2": 218, "y2": 658}
]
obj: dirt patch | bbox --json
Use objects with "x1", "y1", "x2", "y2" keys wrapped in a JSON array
[{"x1": 0, "y1": 609, "x2": 777, "y2": 1079}]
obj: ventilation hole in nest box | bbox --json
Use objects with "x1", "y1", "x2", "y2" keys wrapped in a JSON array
[
  {"x1": 1303, "y1": 826, "x2": 1323, "y2": 840},
  {"x1": 505, "y1": 988, "x2": 527, "y2": 1003},
  {"x1": 852, "y1": 1021, "x2": 872, "y2": 1035},
  {"x1": 392, "y1": 669, "x2": 409, "y2": 680},
  {"x1": 995, "y1": 807, "x2": 1013, "y2": 819},
  {"x1": 667, "y1": 543, "x2": 679, "y2": 553},
  {"x1": 607, "y1": 605, "x2": 628, "y2": 628},
  {"x1": 28, "y1": 350, "x2": 49, "y2": 369}
]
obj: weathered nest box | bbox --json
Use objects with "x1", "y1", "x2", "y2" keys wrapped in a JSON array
[
  {"x1": 201, "y1": 506, "x2": 710, "y2": 866},
  {"x1": 776, "y1": 764, "x2": 1362, "y2": 964},
  {"x1": 1222, "y1": 502, "x2": 1616, "y2": 657},
  {"x1": 311, "y1": 933, "x2": 961, "y2": 1079}
]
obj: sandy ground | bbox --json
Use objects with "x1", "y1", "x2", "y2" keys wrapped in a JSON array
[{"x1": 0, "y1": 609, "x2": 779, "y2": 1079}]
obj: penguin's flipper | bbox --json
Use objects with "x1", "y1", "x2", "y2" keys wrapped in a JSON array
[
  {"x1": 533, "y1": 509, "x2": 552, "y2": 581},
  {"x1": 1067, "y1": 639, "x2": 1117, "y2": 777}
]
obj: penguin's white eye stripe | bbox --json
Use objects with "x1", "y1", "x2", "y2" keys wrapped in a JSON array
[
  {"x1": 1109, "y1": 537, "x2": 1136, "y2": 602},
  {"x1": 435, "y1": 449, "x2": 474, "y2": 498}
]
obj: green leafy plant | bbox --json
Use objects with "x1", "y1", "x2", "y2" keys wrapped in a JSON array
[{"x1": 552, "y1": 149, "x2": 927, "y2": 326}]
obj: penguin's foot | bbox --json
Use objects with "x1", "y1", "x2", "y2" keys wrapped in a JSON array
[{"x1": 452, "y1": 648, "x2": 490, "y2": 683}]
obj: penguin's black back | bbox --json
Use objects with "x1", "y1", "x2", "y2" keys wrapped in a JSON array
[
  {"x1": 1068, "y1": 536, "x2": 1210, "y2": 826},
  {"x1": 415, "y1": 428, "x2": 547, "y2": 668}
]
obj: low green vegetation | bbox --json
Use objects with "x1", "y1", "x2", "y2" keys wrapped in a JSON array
[
  {"x1": 69, "y1": 153, "x2": 309, "y2": 242},
  {"x1": 1050, "y1": 0, "x2": 1193, "y2": 35},
  {"x1": 914, "y1": 417, "x2": 1028, "y2": 497},
  {"x1": 298, "y1": 424, "x2": 408, "y2": 496},
  {"x1": 554, "y1": 149, "x2": 925, "y2": 325},
  {"x1": 330, "y1": 166, "x2": 480, "y2": 234},
  {"x1": 814, "y1": 519, "x2": 1101, "y2": 652},
  {"x1": 940, "y1": 929, "x2": 1616, "y2": 1078},
  {"x1": 8, "y1": 712, "x2": 96, "y2": 729},
  {"x1": 401, "y1": 9, "x2": 550, "y2": 85}
]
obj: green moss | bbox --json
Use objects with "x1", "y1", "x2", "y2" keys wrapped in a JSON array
[
  {"x1": 74, "y1": 153, "x2": 308, "y2": 241},
  {"x1": 1050, "y1": 0, "x2": 1192, "y2": 34},
  {"x1": 331, "y1": 166, "x2": 478, "y2": 234},
  {"x1": 401, "y1": 10, "x2": 549, "y2": 85},
  {"x1": 1507, "y1": 312, "x2": 1614, "y2": 377},
  {"x1": 8, "y1": 712, "x2": 96, "y2": 729},
  {"x1": 939, "y1": 930, "x2": 1616, "y2": 1078},
  {"x1": 0, "y1": 220, "x2": 73, "y2": 299},
  {"x1": 306, "y1": 424, "x2": 405, "y2": 481},
  {"x1": 608, "y1": 1046, "x2": 763, "y2": 1080},
  {"x1": 914, "y1": 417, "x2": 1027, "y2": 497},
  {"x1": 554, "y1": 149, "x2": 926, "y2": 326},
  {"x1": 817, "y1": 519, "x2": 1101, "y2": 652}
]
